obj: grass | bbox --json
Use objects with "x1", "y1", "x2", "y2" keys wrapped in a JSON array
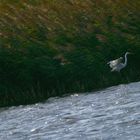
[{"x1": 0, "y1": 0, "x2": 140, "y2": 107}]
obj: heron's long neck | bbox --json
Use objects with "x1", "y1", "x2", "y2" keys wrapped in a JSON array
[{"x1": 124, "y1": 53, "x2": 128, "y2": 66}]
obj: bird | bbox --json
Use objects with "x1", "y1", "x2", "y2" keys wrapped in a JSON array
[{"x1": 107, "y1": 52, "x2": 132, "y2": 72}]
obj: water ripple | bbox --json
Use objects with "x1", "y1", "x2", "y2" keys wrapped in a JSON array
[{"x1": 0, "y1": 82, "x2": 140, "y2": 140}]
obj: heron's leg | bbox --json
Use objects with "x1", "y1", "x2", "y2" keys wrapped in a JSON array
[{"x1": 118, "y1": 72, "x2": 123, "y2": 83}]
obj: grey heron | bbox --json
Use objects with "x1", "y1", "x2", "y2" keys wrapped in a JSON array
[{"x1": 107, "y1": 52, "x2": 131, "y2": 72}]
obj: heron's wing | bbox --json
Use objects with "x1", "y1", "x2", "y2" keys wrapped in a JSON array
[
  {"x1": 107, "y1": 58, "x2": 122, "y2": 68},
  {"x1": 109, "y1": 60, "x2": 117, "y2": 68}
]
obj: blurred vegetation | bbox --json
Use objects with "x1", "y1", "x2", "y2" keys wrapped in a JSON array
[{"x1": 0, "y1": 0, "x2": 140, "y2": 107}]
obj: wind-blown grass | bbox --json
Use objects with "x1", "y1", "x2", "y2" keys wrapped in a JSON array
[{"x1": 0, "y1": 0, "x2": 140, "y2": 107}]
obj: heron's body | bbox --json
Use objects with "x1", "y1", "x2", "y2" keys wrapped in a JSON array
[
  {"x1": 110, "y1": 63, "x2": 125, "y2": 72},
  {"x1": 107, "y1": 57, "x2": 123, "y2": 69},
  {"x1": 107, "y1": 52, "x2": 131, "y2": 72}
]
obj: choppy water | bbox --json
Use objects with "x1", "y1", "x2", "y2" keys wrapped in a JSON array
[{"x1": 0, "y1": 82, "x2": 140, "y2": 140}]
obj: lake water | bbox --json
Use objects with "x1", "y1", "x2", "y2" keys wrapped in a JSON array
[{"x1": 0, "y1": 82, "x2": 140, "y2": 140}]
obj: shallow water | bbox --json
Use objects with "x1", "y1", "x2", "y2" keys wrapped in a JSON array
[{"x1": 0, "y1": 82, "x2": 140, "y2": 140}]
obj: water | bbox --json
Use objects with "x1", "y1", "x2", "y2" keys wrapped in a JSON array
[{"x1": 0, "y1": 82, "x2": 140, "y2": 140}]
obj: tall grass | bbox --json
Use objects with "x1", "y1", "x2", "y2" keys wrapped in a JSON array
[{"x1": 0, "y1": 0, "x2": 140, "y2": 107}]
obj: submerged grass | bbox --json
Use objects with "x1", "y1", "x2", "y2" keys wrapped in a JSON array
[{"x1": 0, "y1": 0, "x2": 140, "y2": 107}]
